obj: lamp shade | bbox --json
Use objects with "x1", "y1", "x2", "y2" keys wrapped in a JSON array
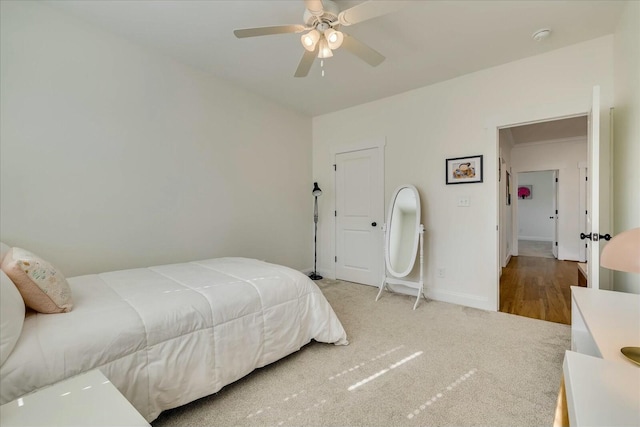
[
  {"x1": 600, "y1": 227, "x2": 640, "y2": 273},
  {"x1": 312, "y1": 182, "x2": 322, "y2": 197},
  {"x1": 317, "y1": 37, "x2": 333, "y2": 58},
  {"x1": 324, "y1": 28, "x2": 344, "y2": 50},
  {"x1": 301, "y1": 29, "x2": 320, "y2": 52}
]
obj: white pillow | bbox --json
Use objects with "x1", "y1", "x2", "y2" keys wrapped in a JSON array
[
  {"x1": 0, "y1": 269, "x2": 25, "y2": 366},
  {"x1": 0, "y1": 242, "x2": 10, "y2": 264}
]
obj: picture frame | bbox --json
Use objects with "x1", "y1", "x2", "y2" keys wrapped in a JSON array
[
  {"x1": 506, "y1": 171, "x2": 511, "y2": 205},
  {"x1": 518, "y1": 185, "x2": 532, "y2": 199},
  {"x1": 446, "y1": 155, "x2": 483, "y2": 185}
]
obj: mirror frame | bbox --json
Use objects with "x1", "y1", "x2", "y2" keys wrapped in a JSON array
[{"x1": 385, "y1": 184, "x2": 421, "y2": 278}]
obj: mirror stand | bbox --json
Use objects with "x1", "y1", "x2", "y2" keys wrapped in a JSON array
[{"x1": 376, "y1": 224, "x2": 425, "y2": 310}]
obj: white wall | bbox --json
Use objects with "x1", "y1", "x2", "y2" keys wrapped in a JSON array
[
  {"x1": 0, "y1": 1, "x2": 313, "y2": 277},
  {"x1": 517, "y1": 171, "x2": 555, "y2": 241},
  {"x1": 612, "y1": 0, "x2": 640, "y2": 294},
  {"x1": 313, "y1": 36, "x2": 613, "y2": 311}
]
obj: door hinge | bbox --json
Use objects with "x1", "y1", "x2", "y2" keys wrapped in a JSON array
[
  {"x1": 586, "y1": 176, "x2": 588, "y2": 181},
  {"x1": 556, "y1": 209, "x2": 558, "y2": 215},
  {"x1": 555, "y1": 242, "x2": 558, "y2": 246},
  {"x1": 333, "y1": 164, "x2": 336, "y2": 171},
  {"x1": 555, "y1": 177, "x2": 558, "y2": 182},
  {"x1": 335, "y1": 256, "x2": 337, "y2": 262},
  {"x1": 585, "y1": 210, "x2": 588, "y2": 215},
  {"x1": 334, "y1": 210, "x2": 337, "y2": 217}
]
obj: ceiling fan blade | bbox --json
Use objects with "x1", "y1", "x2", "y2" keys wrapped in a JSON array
[
  {"x1": 341, "y1": 34, "x2": 385, "y2": 67},
  {"x1": 294, "y1": 48, "x2": 317, "y2": 78},
  {"x1": 304, "y1": 0, "x2": 324, "y2": 16},
  {"x1": 234, "y1": 25, "x2": 306, "y2": 38},
  {"x1": 338, "y1": 1, "x2": 402, "y2": 26}
]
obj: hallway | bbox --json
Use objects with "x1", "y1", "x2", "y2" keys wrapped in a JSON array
[{"x1": 499, "y1": 256, "x2": 577, "y2": 325}]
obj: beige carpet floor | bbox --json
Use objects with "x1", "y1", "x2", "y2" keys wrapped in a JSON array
[{"x1": 152, "y1": 279, "x2": 570, "y2": 427}]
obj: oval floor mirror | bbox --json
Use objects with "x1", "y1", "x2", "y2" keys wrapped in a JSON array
[{"x1": 376, "y1": 184, "x2": 425, "y2": 309}]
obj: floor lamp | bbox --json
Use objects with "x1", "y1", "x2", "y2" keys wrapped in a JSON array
[{"x1": 309, "y1": 182, "x2": 323, "y2": 280}]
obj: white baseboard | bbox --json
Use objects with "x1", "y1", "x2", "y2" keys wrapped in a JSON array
[
  {"x1": 426, "y1": 287, "x2": 493, "y2": 311},
  {"x1": 316, "y1": 273, "x2": 494, "y2": 312},
  {"x1": 503, "y1": 254, "x2": 512, "y2": 268},
  {"x1": 380, "y1": 284, "x2": 493, "y2": 312},
  {"x1": 321, "y1": 268, "x2": 335, "y2": 280}
]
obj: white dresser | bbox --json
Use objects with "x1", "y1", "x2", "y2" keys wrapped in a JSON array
[
  {"x1": 563, "y1": 286, "x2": 640, "y2": 427},
  {"x1": 0, "y1": 370, "x2": 150, "y2": 427}
]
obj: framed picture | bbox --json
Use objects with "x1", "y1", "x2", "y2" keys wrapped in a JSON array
[
  {"x1": 518, "y1": 185, "x2": 532, "y2": 199},
  {"x1": 446, "y1": 155, "x2": 483, "y2": 185},
  {"x1": 506, "y1": 171, "x2": 511, "y2": 205}
]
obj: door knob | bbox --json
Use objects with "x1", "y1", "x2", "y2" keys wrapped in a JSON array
[
  {"x1": 371, "y1": 222, "x2": 377, "y2": 227},
  {"x1": 580, "y1": 232, "x2": 612, "y2": 242}
]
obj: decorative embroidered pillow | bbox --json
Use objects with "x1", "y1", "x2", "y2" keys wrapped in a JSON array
[
  {"x1": 1, "y1": 247, "x2": 73, "y2": 313},
  {"x1": 0, "y1": 269, "x2": 25, "y2": 365},
  {"x1": 0, "y1": 242, "x2": 10, "y2": 264}
]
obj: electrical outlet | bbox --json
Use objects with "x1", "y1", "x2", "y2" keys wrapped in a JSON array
[
  {"x1": 457, "y1": 197, "x2": 470, "y2": 207},
  {"x1": 437, "y1": 268, "x2": 445, "y2": 278}
]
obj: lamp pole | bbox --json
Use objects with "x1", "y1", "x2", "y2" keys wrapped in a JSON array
[{"x1": 310, "y1": 182, "x2": 323, "y2": 280}]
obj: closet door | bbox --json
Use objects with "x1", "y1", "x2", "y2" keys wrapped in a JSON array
[{"x1": 335, "y1": 147, "x2": 383, "y2": 286}]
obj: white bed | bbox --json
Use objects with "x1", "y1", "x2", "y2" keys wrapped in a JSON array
[{"x1": 0, "y1": 257, "x2": 348, "y2": 422}]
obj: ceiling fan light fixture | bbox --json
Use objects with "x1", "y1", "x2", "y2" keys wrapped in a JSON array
[
  {"x1": 301, "y1": 29, "x2": 320, "y2": 51},
  {"x1": 318, "y1": 37, "x2": 333, "y2": 58},
  {"x1": 234, "y1": 0, "x2": 396, "y2": 77},
  {"x1": 324, "y1": 28, "x2": 344, "y2": 50}
]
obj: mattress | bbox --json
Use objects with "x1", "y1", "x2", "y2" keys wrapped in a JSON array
[{"x1": 0, "y1": 257, "x2": 348, "y2": 421}]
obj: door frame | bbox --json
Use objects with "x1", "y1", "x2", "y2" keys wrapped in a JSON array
[
  {"x1": 489, "y1": 101, "x2": 598, "y2": 312},
  {"x1": 552, "y1": 169, "x2": 559, "y2": 259},
  {"x1": 330, "y1": 137, "x2": 386, "y2": 280},
  {"x1": 578, "y1": 161, "x2": 588, "y2": 262}
]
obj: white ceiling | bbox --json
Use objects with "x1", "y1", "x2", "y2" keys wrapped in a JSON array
[
  {"x1": 46, "y1": 0, "x2": 625, "y2": 116},
  {"x1": 502, "y1": 116, "x2": 588, "y2": 145}
]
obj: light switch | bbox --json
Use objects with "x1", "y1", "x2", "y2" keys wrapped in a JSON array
[{"x1": 457, "y1": 197, "x2": 470, "y2": 207}]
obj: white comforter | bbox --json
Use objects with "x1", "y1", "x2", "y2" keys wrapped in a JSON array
[{"x1": 0, "y1": 257, "x2": 348, "y2": 421}]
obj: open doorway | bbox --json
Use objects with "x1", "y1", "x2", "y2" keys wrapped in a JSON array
[
  {"x1": 498, "y1": 116, "x2": 588, "y2": 324},
  {"x1": 516, "y1": 170, "x2": 558, "y2": 259}
]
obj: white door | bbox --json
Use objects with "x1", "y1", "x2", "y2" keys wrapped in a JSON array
[
  {"x1": 335, "y1": 147, "x2": 383, "y2": 286},
  {"x1": 552, "y1": 170, "x2": 559, "y2": 259},
  {"x1": 585, "y1": 86, "x2": 601, "y2": 289}
]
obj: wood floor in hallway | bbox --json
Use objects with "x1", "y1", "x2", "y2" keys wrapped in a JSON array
[{"x1": 500, "y1": 256, "x2": 577, "y2": 325}]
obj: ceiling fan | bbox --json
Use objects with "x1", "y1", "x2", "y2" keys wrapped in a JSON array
[{"x1": 233, "y1": 0, "x2": 401, "y2": 77}]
